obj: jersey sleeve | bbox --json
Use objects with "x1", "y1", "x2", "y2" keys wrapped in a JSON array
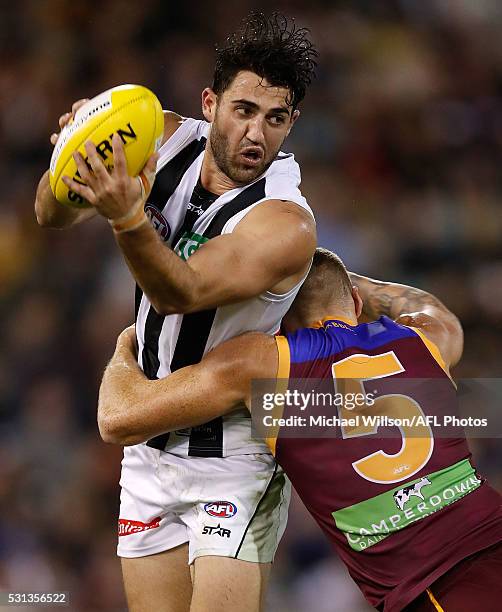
[
  {"x1": 284, "y1": 327, "x2": 334, "y2": 378},
  {"x1": 263, "y1": 154, "x2": 313, "y2": 215},
  {"x1": 408, "y1": 326, "x2": 451, "y2": 379},
  {"x1": 275, "y1": 335, "x2": 291, "y2": 380},
  {"x1": 220, "y1": 154, "x2": 314, "y2": 234},
  {"x1": 262, "y1": 335, "x2": 292, "y2": 456}
]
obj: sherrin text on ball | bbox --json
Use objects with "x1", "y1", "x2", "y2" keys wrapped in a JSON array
[{"x1": 49, "y1": 84, "x2": 164, "y2": 208}]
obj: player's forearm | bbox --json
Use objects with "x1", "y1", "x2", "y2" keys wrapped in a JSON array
[
  {"x1": 350, "y1": 273, "x2": 464, "y2": 367},
  {"x1": 98, "y1": 350, "x2": 139, "y2": 445},
  {"x1": 349, "y1": 273, "x2": 450, "y2": 321},
  {"x1": 114, "y1": 223, "x2": 201, "y2": 315},
  {"x1": 98, "y1": 329, "x2": 252, "y2": 445},
  {"x1": 98, "y1": 349, "x2": 164, "y2": 446},
  {"x1": 35, "y1": 171, "x2": 95, "y2": 228},
  {"x1": 98, "y1": 336, "x2": 211, "y2": 445}
]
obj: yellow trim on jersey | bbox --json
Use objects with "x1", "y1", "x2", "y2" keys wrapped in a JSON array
[
  {"x1": 410, "y1": 326, "x2": 453, "y2": 384},
  {"x1": 311, "y1": 315, "x2": 358, "y2": 329},
  {"x1": 265, "y1": 336, "x2": 291, "y2": 456},
  {"x1": 410, "y1": 326, "x2": 456, "y2": 389},
  {"x1": 426, "y1": 588, "x2": 445, "y2": 612},
  {"x1": 275, "y1": 335, "x2": 291, "y2": 380}
]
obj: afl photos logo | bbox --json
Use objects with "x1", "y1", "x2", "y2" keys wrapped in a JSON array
[
  {"x1": 145, "y1": 205, "x2": 171, "y2": 242},
  {"x1": 204, "y1": 501, "x2": 237, "y2": 518}
]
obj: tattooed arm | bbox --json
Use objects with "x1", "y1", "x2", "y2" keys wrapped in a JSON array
[{"x1": 349, "y1": 273, "x2": 463, "y2": 370}]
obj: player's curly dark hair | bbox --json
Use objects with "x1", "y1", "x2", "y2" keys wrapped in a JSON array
[{"x1": 213, "y1": 12, "x2": 318, "y2": 109}]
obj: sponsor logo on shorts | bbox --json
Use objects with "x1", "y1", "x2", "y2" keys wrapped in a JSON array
[
  {"x1": 204, "y1": 501, "x2": 237, "y2": 518},
  {"x1": 145, "y1": 205, "x2": 171, "y2": 242},
  {"x1": 393, "y1": 477, "x2": 431, "y2": 511},
  {"x1": 118, "y1": 517, "x2": 161, "y2": 536},
  {"x1": 202, "y1": 524, "x2": 232, "y2": 538}
]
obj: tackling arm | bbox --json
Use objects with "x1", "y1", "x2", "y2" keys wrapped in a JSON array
[
  {"x1": 349, "y1": 273, "x2": 463, "y2": 369},
  {"x1": 98, "y1": 327, "x2": 277, "y2": 446}
]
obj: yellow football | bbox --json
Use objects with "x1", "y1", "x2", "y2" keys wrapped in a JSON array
[{"x1": 49, "y1": 84, "x2": 164, "y2": 208}]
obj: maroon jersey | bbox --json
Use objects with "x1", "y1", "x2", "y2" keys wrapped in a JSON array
[{"x1": 270, "y1": 316, "x2": 502, "y2": 611}]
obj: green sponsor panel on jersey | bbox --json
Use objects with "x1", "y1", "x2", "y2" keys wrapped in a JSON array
[
  {"x1": 333, "y1": 459, "x2": 481, "y2": 552},
  {"x1": 176, "y1": 232, "x2": 209, "y2": 261}
]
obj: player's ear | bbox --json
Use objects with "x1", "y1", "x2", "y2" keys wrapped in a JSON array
[
  {"x1": 352, "y1": 286, "x2": 363, "y2": 319},
  {"x1": 286, "y1": 109, "x2": 300, "y2": 136},
  {"x1": 202, "y1": 88, "x2": 218, "y2": 123}
]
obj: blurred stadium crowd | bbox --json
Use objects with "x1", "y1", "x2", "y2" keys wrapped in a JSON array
[{"x1": 1, "y1": 0, "x2": 501, "y2": 610}]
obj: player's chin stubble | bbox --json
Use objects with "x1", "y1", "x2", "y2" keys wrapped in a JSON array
[{"x1": 210, "y1": 121, "x2": 271, "y2": 185}]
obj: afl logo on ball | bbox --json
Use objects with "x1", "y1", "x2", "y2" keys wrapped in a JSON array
[
  {"x1": 204, "y1": 501, "x2": 237, "y2": 518},
  {"x1": 145, "y1": 205, "x2": 171, "y2": 242}
]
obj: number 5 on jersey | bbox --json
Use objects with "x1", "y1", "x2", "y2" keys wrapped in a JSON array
[{"x1": 332, "y1": 352, "x2": 434, "y2": 485}]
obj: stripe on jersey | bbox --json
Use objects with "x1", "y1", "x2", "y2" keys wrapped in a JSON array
[
  {"x1": 409, "y1": 326, "x2": 450, "y2": 377},
  {"x1": 148, "y1": 137, "x2": 208, "y2": 216},
  {"x1": 287, "y1": 316, "x2": 418, "y2": 365},
  {"x1": 139, "y1": 137, "x2": 207, "y2": 378},
  {"x1": 426, "y1": 589, "x2": 445, "y2": 612},
  {"x1": 148, "y1": 178, "x2": 267, "y2": 455},
  {"x1": 264, "y1": 336, "x2": 291, "y2": 456}
]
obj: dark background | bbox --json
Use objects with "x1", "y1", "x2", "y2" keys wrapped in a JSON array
[{"x1": 1, "y1": 1, "x2": 501, "y2": 609}]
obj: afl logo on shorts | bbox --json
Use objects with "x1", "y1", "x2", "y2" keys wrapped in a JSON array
[
  {"x1": 204, "y1": 501, "x2": 237, "y2": 518},
  {"x1": 145, "y1": 205, "x2": 171, "y2": 242}
]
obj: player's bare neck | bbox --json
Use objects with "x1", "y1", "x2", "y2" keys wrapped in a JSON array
[{"x1": 200, "y1": 148, "x2": 241, "y2": 195}]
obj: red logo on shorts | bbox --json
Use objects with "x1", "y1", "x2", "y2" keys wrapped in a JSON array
[{"x1": 118, "y1": 517, "x2": 161, "y2": 536}]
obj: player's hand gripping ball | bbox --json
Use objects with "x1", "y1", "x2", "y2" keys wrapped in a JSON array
[{"x1": 49, "y1": 84, "x2": 164, "y2": 208}]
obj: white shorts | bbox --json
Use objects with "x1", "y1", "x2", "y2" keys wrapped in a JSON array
[{"x1": 117, "y1": 444, "x2": 291, "y2": 564}]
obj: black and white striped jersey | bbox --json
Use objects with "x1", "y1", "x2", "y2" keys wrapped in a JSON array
[{"x1": 135, "y1": 118, "x2": 314, "y2": 457}]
